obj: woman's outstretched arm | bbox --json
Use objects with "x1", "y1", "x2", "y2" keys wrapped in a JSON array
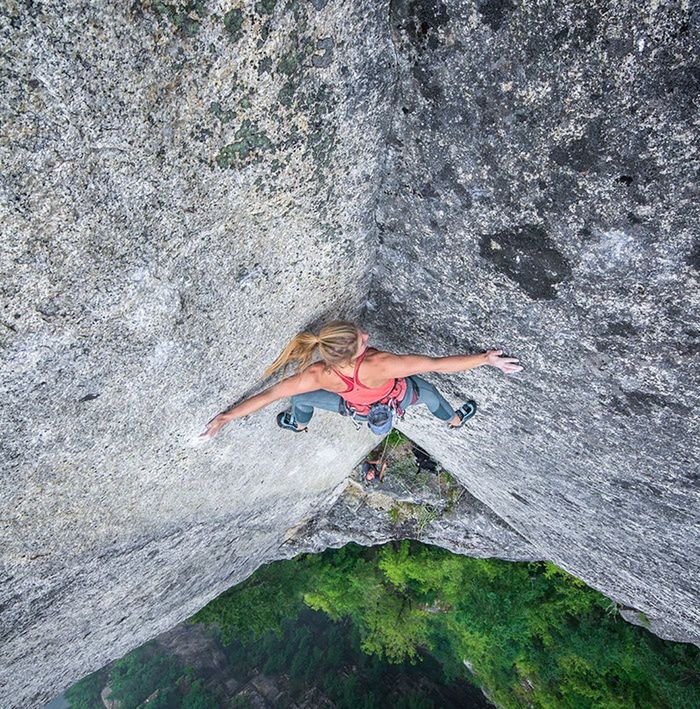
[
  {"x1": 379, "y1": 349, "x2": 523, "y2": 378},
  {"x1": 200, "y1": 367, "x2": 321, "y2": 439}
]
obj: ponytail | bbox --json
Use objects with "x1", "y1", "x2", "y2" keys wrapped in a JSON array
[
  {"x1": 263, "y1": 320, "x2": 360, "y2": 379},
  {"x1": 262, "y1": 331, "x2": 319, "y2": 379}
]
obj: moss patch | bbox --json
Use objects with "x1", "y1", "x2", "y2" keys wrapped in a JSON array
[
  {"x1": 255, "y1": 0, "x2": 277, "y2": 15},
  {"x1": 277, "y1": 49, "x2": 302, "y2": 76},
  {"x1": 386, "y1": 501, "x2": 439, "y2": 536},
  {"x1": 223, "y1": 7, "x2": 244, "y2": 41},
  {"x1": 215, "y1": 119, "x2": 275, "y2": 169},
  {"x1": 150, "y1": 0, "x2": 208, "y2": 36},
  {"x1": 209, "y1": 101, "x2": 236, "y2": 123},
  {"x1": 278, "y1": 80, "x2": 296, "y2": 107}
]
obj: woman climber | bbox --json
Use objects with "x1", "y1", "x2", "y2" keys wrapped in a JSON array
[{"x1": 200, "y1": 320, "x2": 522, "y2": 439}]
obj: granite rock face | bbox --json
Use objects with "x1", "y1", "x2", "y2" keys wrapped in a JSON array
[
  {"x1": 369, "y1": 0, "x2": 699, "y2": 644},
  {"x1": 1, "y1": 0, "x2": 391, "y2": 705},
  {"x1": 1, "y1": 0, "x2": 698, "y2": 705}
]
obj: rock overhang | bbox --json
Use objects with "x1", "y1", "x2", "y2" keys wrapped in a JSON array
[{"x1": 2, "y1": 0, "x2": 699, "y2": 705}]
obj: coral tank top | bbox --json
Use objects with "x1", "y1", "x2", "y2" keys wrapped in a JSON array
[{"x1": 332, "y1": 349, "x2": 407, "y2": 415}]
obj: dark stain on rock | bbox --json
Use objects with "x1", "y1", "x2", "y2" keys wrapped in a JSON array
[
  {"x1": 411, "y1": 64, "x2": 444, "y2": 103},
  {"x1": 435, "y1": 100, "x2": 471, "y2": 128},
  {"x1": 550, "y1": 120, "x2": 604, "y2": 173},
  {"x1": 79, "y1": 393, "x2": 100, "y2": 403},
  {"x1": 593, "y1": 338, "x2": 630, "y2": 356},
  {"x1": 311, "y1": 36, "x2": 334, "y2": 68},
  {"x1": 392, "y1": 0, "x2": 449, "y2": 51},
  {"x1": 36, "y1": 300, "x2": 59, "y2": 319},
  {"x1": 626, "y1": 391, "x2": 690, "y2": 415},
  {"x1": 603, "y1": 35, "x2": 633, "y2": 59},
  {"x1": 601, "y1": 321, "x2": 638, "y2": 338},
  {"x1": 510, "y1": 491, "x2": 529, "y2": 505},
  {"x1": 479, "y1": 224, "x2": 572, "y2": 300},
  {"x1": 663, "y1": 64, "x2": 700, "y2": 100},
  {"x1": 573, "y1": 6, "x2": 601, "y2": 48},
  {"x1": 476, "y1": 0, "x2": 516, "y2": 32},
  {"x1": 257, "y1": 56, "x2": 273, "y2": 74},
  {"x1": 436, "y1": 163, "x2": 472, "y2": 208},
  {"x1": 419, "y1": 182, "x2": 437, "y2": 199},
  {"x1": 610, "y1": 390, "x2": 691, "y2": 417}
]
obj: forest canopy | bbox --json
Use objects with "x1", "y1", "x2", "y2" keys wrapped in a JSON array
[{"x1": 193, "y1": 541, "x2": 700, "y2": 708}]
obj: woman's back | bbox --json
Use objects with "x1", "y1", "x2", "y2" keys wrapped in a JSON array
[{"x1": 314, "y1": 347, "x2": 394, "y2": 392}]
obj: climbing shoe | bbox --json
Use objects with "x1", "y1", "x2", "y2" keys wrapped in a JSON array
[
  {"x1": 276, "y1": 411, "x2": 307, "y2": 433},
  {"x1": 448, "y1": 400, "x2": 477, "y2": 429}
]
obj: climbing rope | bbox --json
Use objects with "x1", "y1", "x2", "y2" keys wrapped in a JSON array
[{"x1": 376, "y1": 432, "x2": 392, "y2": 482}]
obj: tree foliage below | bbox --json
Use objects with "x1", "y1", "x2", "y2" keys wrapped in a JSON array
[
  {"x1": 66, "y1": 541, "x2": 700, "y2": 708},
  {"x1": 195, "y1": 542, "x2": 700, "y2": 708},
  {"x1": 64, "y1": 643, "x2": 215, "y2": 709}
]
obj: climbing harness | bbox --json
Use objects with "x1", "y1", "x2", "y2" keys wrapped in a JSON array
[
  {"x1": 345, "y1": 379, "x2": 406, "y2": 434},
  {"x1": 346, "y1": 376, "x2": 419, "y2": 436}
]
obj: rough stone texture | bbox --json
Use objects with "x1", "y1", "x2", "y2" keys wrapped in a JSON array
[
  {"x1": 2, "y1": 0, "x2": 699, "y2": 705},
  {"x1": 283, "y1": 472, "x2": 540, "y2": 562},
  {"x1": 368, "y1": 0, "x2": 699, "y2": 644},
  {"x1": 0, "y1": 0, "x2": 391, "y2": 705}
]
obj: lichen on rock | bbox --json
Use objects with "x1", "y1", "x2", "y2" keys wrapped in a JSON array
[{"x1": 1, "y1": 0, "x2": 699, "y2": 706}]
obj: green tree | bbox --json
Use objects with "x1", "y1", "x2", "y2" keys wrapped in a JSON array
[
  {"x1": 181, "y1": 678, "x2": 216, "y2": 708},
  {"x1": 63, "y1": 667, "x2": 107, "y2": 709},
  {"x1": 108, "y1": 645, "x2": 182, "y2": 707},
  {"x1": 192, "y1": 539, "x2": 700, "y2": 708},
  {"x1": 191, "y1": 558, "x2": 306, "y2": 643}
]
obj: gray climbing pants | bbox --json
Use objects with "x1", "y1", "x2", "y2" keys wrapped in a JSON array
[{"x1": 290, "y1": 375, "x2": 455, "y2": 425}]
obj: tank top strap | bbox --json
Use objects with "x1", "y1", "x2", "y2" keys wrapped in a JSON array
[
  {"x1": 352, "y1": 350, "x2": 370, "y2": 388},
  {"x1": 332, "y1": 366, "x2": 354, "y2": 392}
]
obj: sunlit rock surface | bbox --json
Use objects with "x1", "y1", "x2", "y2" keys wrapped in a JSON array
[
  {"x1": 1, "y1": 0, "x2": 389, "y2": 704},
  {"x1": 1, "y1": 0, "x2": 698, "y2": 705}
]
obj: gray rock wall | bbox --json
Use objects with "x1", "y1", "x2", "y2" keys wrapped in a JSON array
[
  {"x1": 369, "y1": 0, "x2": 699, "y2": 643},
  {"x1": 1, "y1": 0, "x2": 392, "y2": 704},
  {"x1": 2, "y1": 0, "x2": 698, "y2": 705}
]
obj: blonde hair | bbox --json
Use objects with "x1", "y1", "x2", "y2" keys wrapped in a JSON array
[{"x1": 263, "y1": 320, "x2": 360, "y2": 378}]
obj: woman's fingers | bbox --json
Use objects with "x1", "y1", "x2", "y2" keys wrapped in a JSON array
[
  {"x1": 200, "y1": 416, "x2": 225, "y2": 438},
  {"x1": 199, "y1": 425, "x2": 216, "y2": 439},
  {"x1": 492, "y1": 354, "x2": 523, "y2": 374},
  {"x1": 502, "y1": 363, "x2": 524, "y2": 374}
]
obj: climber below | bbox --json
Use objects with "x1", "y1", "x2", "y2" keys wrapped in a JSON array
[
  {"x1": 361, "y1": 457, "x2": 387, "y2": 484},
  {"x1": 201, "y1": 320, "x2": 522, "y2": 439}
]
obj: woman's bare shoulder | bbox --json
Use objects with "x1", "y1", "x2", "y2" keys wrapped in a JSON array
[
  {"x1": 363, "y1": 350, "x2": 398, "y2": 376},
  {"x1": 304, "y1": 361, "x2": 336, "y2": 383},
  {"x1": 304, "y1": 361, "x2": 328, "y2": 375},
  {"x1": 304, "y1": 360, "x2": 350, "y2": 392},
  {"x1": 366, "y1": 349, "x2": 395, "y2": 361}
]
